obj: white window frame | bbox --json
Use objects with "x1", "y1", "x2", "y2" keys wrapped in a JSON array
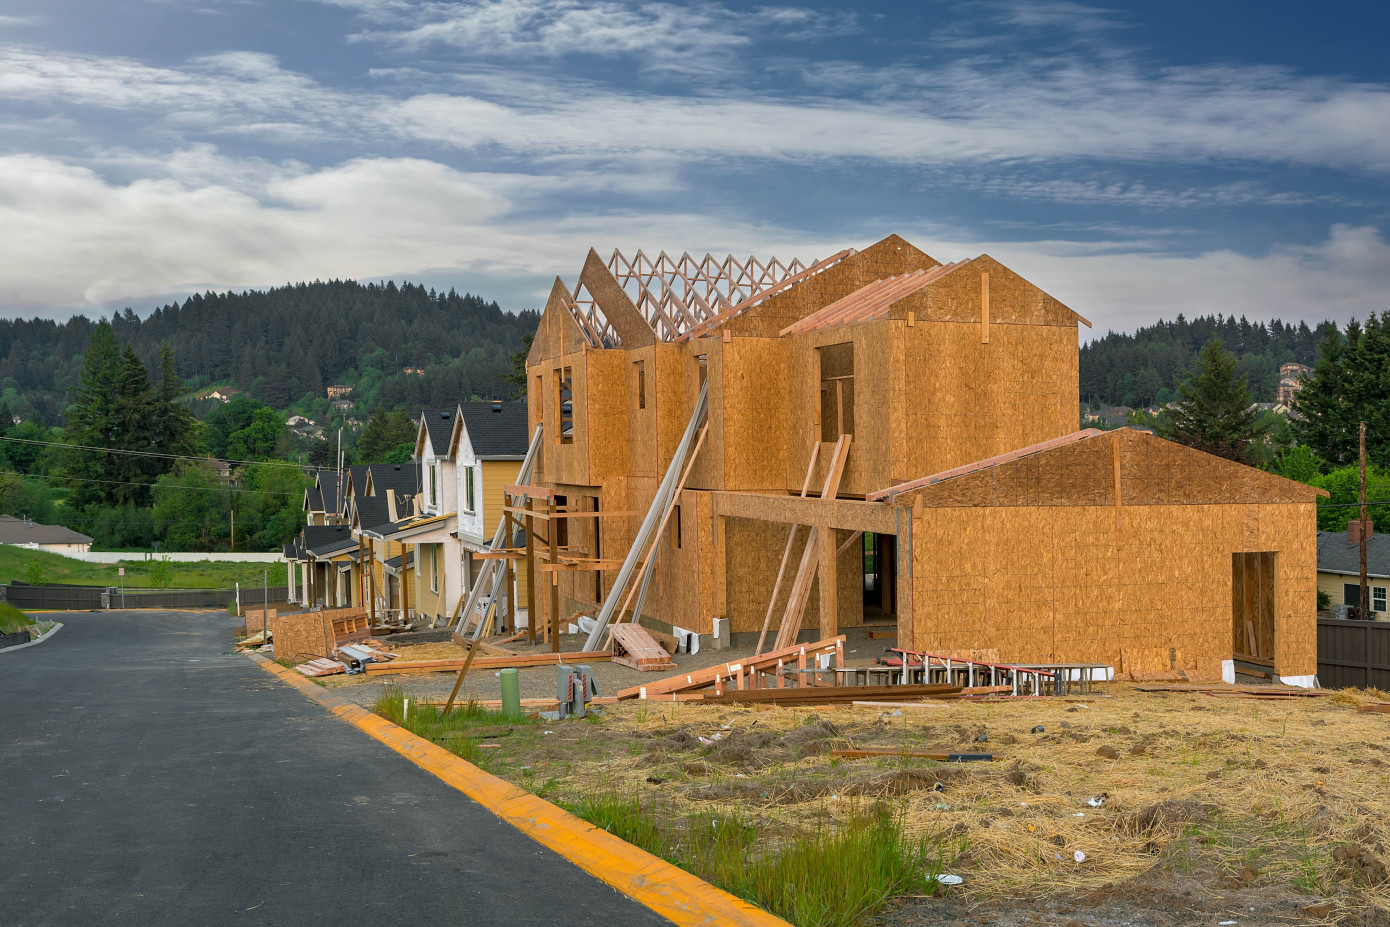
[
  {"x1": 1376, "y1": 586, "x2": 1387, "y2": 613},
  {"x1": 428, "y1": 463, "x2": 438, "y2": 511},
  {"x1": 464, "y1": 465, "x2": 476, "y2": 514},
  {"x1": 430, "y1": 544, "x2": 439, "y2": 594}
]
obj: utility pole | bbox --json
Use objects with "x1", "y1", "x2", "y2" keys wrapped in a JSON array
[
  {"x1": 1360, "y1": 421, "x2": 1369, "y2": 620},
  {"x1": 230, "y1": 508, "x2": 235, "y2": 553},
  {"x1": 262, "y1": 568, "x2": 269, "y2": 642}
]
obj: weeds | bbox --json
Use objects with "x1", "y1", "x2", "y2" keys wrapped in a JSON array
[
  {"x1": 563, "y1": 791, "x2": 943, "y2": 927},
  {"x1": 372, "y1": 686, "x2": 531, "y2": 766}
]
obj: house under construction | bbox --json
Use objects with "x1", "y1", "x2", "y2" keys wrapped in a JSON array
[{"x1": 510, "y1": 235, "x2": 1321, "y2": 684}]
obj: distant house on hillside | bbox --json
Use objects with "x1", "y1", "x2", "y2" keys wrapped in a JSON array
[
  {"x1": 0, "y1": 515, "x2": 92, "y2": 556},
  {"x1": 1082, "y1": 405, "x2": 1132, "y2": 428},
  {"x1": 286, "y1": 414, "x2": 314, "y2": 427},
  {"x1": 1277, "y1": 362, "x2": 1312, "y2": 406},
  {"x1": 204, "y1": 387, "x2": 240, "y2": 402},
  {"x1": 330, "y1": 398, "x2": 354, "y2": 413},
  {"x1": 326, "y1": 385, "x2": 354, "y2": 399},
  {"x1": 402, "y1": 367, "x2": 426, "y2": 376}
]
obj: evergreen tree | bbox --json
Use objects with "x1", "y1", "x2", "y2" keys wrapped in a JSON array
[
  {"x1": 358, "y1": 409, "x2": 418, "y2": 462},
  {"x1": 1294, "y1": 313, "x2": 1390, "y2": 466},
  {"x1": 1156, "y1": 338, "x2": 1258, "y2": 463},
  {"x1": 59, "y1": 322, "x2": 125, "y2": 508},
  {"x1": 155, "y1": 342, "x2": 199, "y2": 459}
]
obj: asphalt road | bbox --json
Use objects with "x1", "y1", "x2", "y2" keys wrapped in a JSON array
[{"x1": 0, "y1": 610, "x2": 668, "y2": 927}]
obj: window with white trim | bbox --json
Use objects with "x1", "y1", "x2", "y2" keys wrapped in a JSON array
[
  {"x1": 1376, "y1": 586, "x2": 1387, "y2": 613},
  {"x1": 464, "y1": 466, "x2": 476, "y2": 513}
]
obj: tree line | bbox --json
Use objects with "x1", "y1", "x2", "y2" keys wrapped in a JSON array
[
  {"x1": 0, "y1": 280, "x2": 537, "y2": 424},
  {"x1": 1080, "y1": 313, "x2": 1336, "y2": 408}
]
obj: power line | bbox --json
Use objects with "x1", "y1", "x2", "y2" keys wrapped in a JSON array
[
  {"x1": 0, "y1": 435, "x2": 330, "y2": 473},
  {"x1": 33, "y1": 472, "x2": 303, "y2": 497}
]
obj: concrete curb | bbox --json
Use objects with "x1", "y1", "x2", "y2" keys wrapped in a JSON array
[
  {"x1": 0, "y1": 621, "x2": 64, "y2": 654},
  {"x1": 248, "y1": 654, "x2": 790, "y2": 927}
]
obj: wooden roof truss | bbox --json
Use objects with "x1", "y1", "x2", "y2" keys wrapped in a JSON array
[
  {"x1": 605, "y1": 249, "x2": 837, "y2": 343},
  {"x1": 568, "y1": 281, "x2": 621, "y2": 349}
]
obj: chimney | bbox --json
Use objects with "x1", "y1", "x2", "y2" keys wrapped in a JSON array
[
  {"x1": 492, "y1": 400, "x2": 502, "y2": 413},
  {"x1": 1349, "y1": 519, "x2": 1375, "y2": 546}
]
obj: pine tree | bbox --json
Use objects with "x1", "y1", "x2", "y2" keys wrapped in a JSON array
[
  {"x1": 1156, "y1": 338, "x2": 1258, "y2": 463},
  {"x1": 1294, "y1": 314, "x2": 1390, "y2": 465},
  {"x1": 60, "y1": 322, "x2": 125, "y2": 508}
]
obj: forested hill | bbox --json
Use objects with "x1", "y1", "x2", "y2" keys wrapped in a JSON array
[
  {"x1": 0, "y1": 281, "x2": 539, "y2": 422},
  {"x1": 1080, "y1": 314, "x2": 1338, "y2": 408}
]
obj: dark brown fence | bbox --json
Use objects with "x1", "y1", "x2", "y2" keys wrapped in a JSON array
[{"x1": 1317, "y1": 617, "x2": 1390, "y2": 689}]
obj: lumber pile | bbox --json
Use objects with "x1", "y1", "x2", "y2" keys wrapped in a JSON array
[
  {"x1": 295, "y1": 658, "x2": 345, "y2": 677},
  {"x1": 610, "y1": 624, "x2": 676, "y2": 672},
  {"x1": 702, "y1": 683, "x2": 963, "y2": 706},
  {"x1": 364, "y1": 650, "x2": 613, "y2": 675}
]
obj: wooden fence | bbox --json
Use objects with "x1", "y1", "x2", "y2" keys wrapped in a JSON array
[{"x1": 1317, "y1": 617, "x2": 1390, "y2": 689}]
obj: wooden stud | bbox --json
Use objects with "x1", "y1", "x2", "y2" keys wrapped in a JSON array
[
  {"x1": 549, "y1": 496, "x2": 560, "y2": 652},
  {"x1": 980, "y1": 271, "x2": 990, "y2": 343},
  {"x1": 755, "y1": 441, "x2": 821, "y2": 655},
  {"x1": 525, "y1": 497, "x2": 537, "y2": 646}
]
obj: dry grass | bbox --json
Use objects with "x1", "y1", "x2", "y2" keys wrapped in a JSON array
[{"x1": 420, "y1": 684, "x2": 1390, "y2": 924}]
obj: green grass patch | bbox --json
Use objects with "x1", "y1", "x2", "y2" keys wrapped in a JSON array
[
  {"x1": 371, "y1": 686, "x2": 532, "y2": 765},
  {"x1": 564, "y1": 792, "x2": 943, "y2": 927},
  {"x1": 0, "y1": 545, "x2": 285, "y2": 589},
  {"x1": 0, "y1": 601, "x2": 33, "y2": 634}
]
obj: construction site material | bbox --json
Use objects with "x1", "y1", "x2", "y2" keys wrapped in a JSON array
[
  {"x1": 771, "y1": 434, "x2": 851, "y2": 651},
  {"x1": 582, "y1": 382, "x2": 709, "y2": 652},
  {"x1": 270, "y1": 608, "x2": 369, "y2": 664},
  {"x1": 701, "y1": 683, "x2": 963, "y2": 705},
  {"x1": 365, "y1": 650, "x2": 614, "y2": 675},
  {"x1": 830, "y1": 748, "x2": 994, "y2": 761},
  {"x1": 850, "y1": 700, "x2": 948, "y2": 710},
  {"x1": 754, "y1": 440, "x2": 820, "y2": 655},
  {"x1": 1357, "y1": 703, "x2": 1390, "y2": 714},
  {"x1": 294, "y1": 658, "x2": 345, "y2": 677},
  {"x1": 617, "y1": 636, "x2": 845, "y2": 699},
  {"x1": 442, "y1": 640, "x2": 486, "y2": 715},
  {"x1": 610, "y1": 624, "x2": 677, "y2": 671},
  {"x1": 556, "y1": 664, "x2": 600, "y2": 719}
]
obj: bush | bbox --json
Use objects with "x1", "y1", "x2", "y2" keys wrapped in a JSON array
[
  {"x1": 1318, "y1": 590, "x2": 1331, "y2": 610},
  {"x1": 23, "y1": 560, "x2": 43, "y2": 586}
]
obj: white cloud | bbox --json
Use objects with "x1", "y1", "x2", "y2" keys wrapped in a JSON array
[
  {"x1": 340, "y1": 0, "x2": 858, "y2": 73},
  {"x1": 1, "y1": 150, "x2": 1385, "y2": 337}
]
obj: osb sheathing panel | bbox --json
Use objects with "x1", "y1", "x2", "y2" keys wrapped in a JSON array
[
  {"x1": 534, "y1": 351, "x2": 591, "y2": 487},
  {"x1": 685, "y1": 339, "x2": 724, "y2": 492},
  {"x1": 585, "y1": 349, "x2": 628, "y2": 485},
  {"x1": 721, "y1": 337, "x2": 788, "y2": 492},
  {"x1": 894, "y1": 430, "x2": 1322, "y2": 510},
  {"x1": 271, "y1": 611, "x2": 333, "y2": 663},
  {"x1": 636, "y1": 488, "x2": 712, "y2": 634},
  {"x1": 721, "y1": 518, "x2": 867, "y2": 635},
  {"x1": 899, "y1": 319, "x2": 1078, "y2": 482},
  {"x1": 578, "y1": 250, "x2": 657, "y2": 349},
  {"x1": 909, "y1": 502, "x2": 1319, "y2": 676},
  {"x1": 526, "y1": 277, "x2": 580, "y2": 366},
  {"x1": 899, "y1": 255, "x2": 1082, "y2": 328},
  {"x1": 784, "y1": 322, "x2": 895, "y2": 496},
  {"x1": 653, "y1": 344, "x2": 690, "y2": 483},
  {"x1": 729, "y1": 235, "x2": 940, "y2": 339},
  {"x1": 625, "y1": 344, "x2": 658, "y2": 481}
]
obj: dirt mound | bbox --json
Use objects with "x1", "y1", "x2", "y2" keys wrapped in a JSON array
[{"x1": 1119, "y1": 800, "x2": 1217, "y2": 835}]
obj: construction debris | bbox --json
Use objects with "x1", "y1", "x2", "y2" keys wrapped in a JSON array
[
  {"x1": 610, "y1": 624, "x2": 677, "y2": 672},
  {"x1": 365, "y1": 649, "x2": 613, "y2": 675}
]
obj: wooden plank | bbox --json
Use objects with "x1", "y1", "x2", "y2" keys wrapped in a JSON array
[
  {"x1": 617, "y1": 635, "x2": 846, "y2": 699},
  {"x1": 610, "y1": 624, "x2": 677, "y2": 671},
  {"x1": 755, "y1": 440, "x2": 820, "y2": 655},
  {"x1": 366, "y1": 650, "x2": 614, "y2": 675},
  {"x1": 773, "y1": 435, "x2": 852, "y2": 651},
  {"x1": 702, "y1": 683, "x2": 962, "y2": 705},
  {"x1": 506, "y1": 484, "x2": 555, "y2": 499}
]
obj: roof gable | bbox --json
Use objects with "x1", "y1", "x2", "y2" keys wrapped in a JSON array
[{"x1": 873, "y1": 429, "x2": 1323, "y2": 508}]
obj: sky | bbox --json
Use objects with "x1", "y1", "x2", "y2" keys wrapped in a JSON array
[{"x1": 1, "y1": 0, "x2": 1388, "y2": 337}]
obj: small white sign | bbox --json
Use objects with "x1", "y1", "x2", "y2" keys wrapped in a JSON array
[{"x1": 118, "y1": 567, "x2": 125, "y2": 577}]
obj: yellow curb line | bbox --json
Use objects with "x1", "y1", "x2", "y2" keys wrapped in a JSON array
[{"x1": 249, "y1": 655, "x2": 790, "y2": 927}]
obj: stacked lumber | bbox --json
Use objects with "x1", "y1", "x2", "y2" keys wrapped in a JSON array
[
  {"x1": 1358, "y1": 704, "x2": 1390, "y2": 714},
  {"x1": 295, "y1": 658, "x2": 345, "y2": 677},
  {"x1": 364, "y1": 650, "x2": 613, "y2": 675},
  {"x1": 702, "y1": 683, "x2": 963, "y2": 706},
  {"x1": 610, "y1": 624, "x2": 676, "y2": 672}
]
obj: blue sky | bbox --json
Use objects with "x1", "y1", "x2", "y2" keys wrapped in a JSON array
[{"x1": 1, "y1": 1, "x2": 1388, "y2": 336}]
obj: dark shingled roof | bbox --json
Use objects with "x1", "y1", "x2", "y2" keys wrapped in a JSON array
[
  {"x1": 0, "y1": 515, "x2": 92, "y2": 545},
  {"x1": 368, "y1": 462, "x2": 421, "y2": 499},
  {"x1": 316, "y1": 471, "x2": 341, "y2": 513},
  {"x1": 385, "y1": 551, "x2": 416, "y2": 571},
  {"x1": 1318, "y1": 530, "x2": 1390, "y2": 579},
  {"x1": 303, "y1": 524, "x2": 354, "y2": 557},
  {"x1": 304, "y1": 484, "x2": 323, "y2": 513},
  {"x1": 457, "y1": 400, "x2": 529, "y2": 458},
  {"x1": 420, "y1": 408, "x2": 457, "y2": 458},
  {"x1": 355, "y1": 496, "x2": 392, "y2": 532}
]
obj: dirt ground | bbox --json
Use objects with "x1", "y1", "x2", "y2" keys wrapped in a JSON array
[{"x1": 295, "y1": 632, "x2": 1390, "y2": 926}]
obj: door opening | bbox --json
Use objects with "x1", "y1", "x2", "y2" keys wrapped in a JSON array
[{"x1": 1232, "y1": 551, "x2": 1276, "y2": 669}]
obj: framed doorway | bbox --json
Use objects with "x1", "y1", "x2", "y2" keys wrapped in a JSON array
[{"x1": 1232, "y1": 551, "x2": 1276, "y2": 670}]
